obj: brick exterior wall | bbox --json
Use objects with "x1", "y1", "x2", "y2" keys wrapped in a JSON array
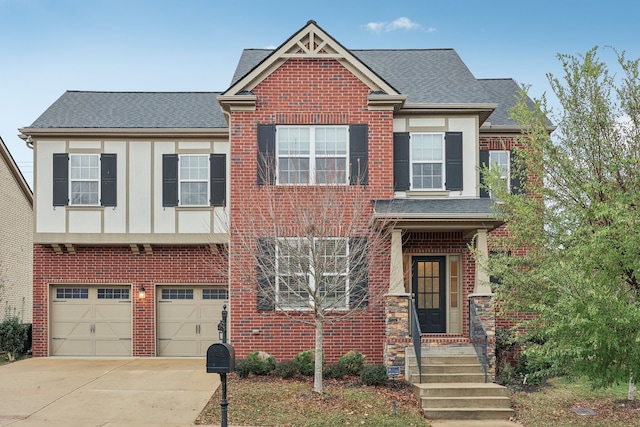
[
  {"x1": 0, "y1": 145, "x2": 33, "y2": 323},
  {"x1": 228, "y1": 58, "x2": 395, "y2": 364},
  {"x1": 32, "y1": 244, "x2": 227, "y2": 357}
]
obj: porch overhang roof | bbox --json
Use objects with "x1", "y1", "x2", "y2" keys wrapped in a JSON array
[{"x1": 372, "y1": 198, "x2": 504, "y2": 232}]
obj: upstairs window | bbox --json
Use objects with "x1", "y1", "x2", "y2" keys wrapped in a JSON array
[
  {"x1": 410, "y1": 133, "x2": 444, "y2": 190},
  {"x1": 257, "y1": 124, "x2": 368, "y2": 186},
  {"x1": 70, "y1": 154, "x2": 100, "y2": 205},
  {"x1": 162, "y1": 153, "x2": 226, "y2": 207},
  {"x1": 277, "y1": 126, "x2": 348, "y2": 185},
  {"x1": 179, "y1": 155, "x2": 209, "y2": 206},
  {"x1": 489, "y1": 150, "x2": 510, "y2": 193},
  {"x1": 52, "y1": 153, "x2": 117, "y2": 207}
]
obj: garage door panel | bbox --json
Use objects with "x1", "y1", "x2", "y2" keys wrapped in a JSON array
[
  {"x1": 50, "y1": 286, "x2": 132, "y2": 356},
  {"x1": 157, "y1": 286, "x2": 228, "y2": 357}
]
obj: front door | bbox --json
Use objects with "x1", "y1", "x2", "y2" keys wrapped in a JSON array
[{"x1": 412, "y1": 256, "x2": 446, "y2": 333}]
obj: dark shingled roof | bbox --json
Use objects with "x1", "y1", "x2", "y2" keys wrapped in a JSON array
[
  {"x1": 373, "y1": 198, "x2": 497, "y2": 216},
  {"x1": 479, "y1": 78, "x2": 532, "y2": 127},
  {"x1": 28, "y1": 91, "x2": 228, "y2": 129},
  {"x1": 231, "y1": 48, "x2": 495, "y2": 105}
]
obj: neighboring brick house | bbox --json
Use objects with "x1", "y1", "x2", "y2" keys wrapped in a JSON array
[
  {"x1": 0, "y1": 137, "x2": 33, "y2": 324},
  {"x1": 20, "y1": 21, "x2": 531, "y2": 365}
]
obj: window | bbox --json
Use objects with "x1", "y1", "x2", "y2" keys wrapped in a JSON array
[
  {"x1": 70, "y1": 154, "x2": 99, "y2": 205},
  {"x1": 179, "y1": 155, "x2": 209, "y2": 206},
  {"x1": 161, "y1": 288, "x2": 194, "y2": 300},
  {"x1": 202, "y1": 289, "x2": 229, "y2": 300},
  {"x1": 53, "y1": 153, "x2": 117, "y2": 207},
  {"x1": 162, "y1": 153, "x2": 226, "y2": 207},
  {"x1": 97, "y1": 288, "x2": 130, "y2": 299},
  {"x1": 56, "y1": 288, "x2": 89, "y2": 299},
  {"x1": 410, "y1": 133, "x2": 444, "y2": 190},
  {"x1": 393, "y1": 132, "x2": 463, "y2": 191},
  {"x1": 275, "y1": 237, "x2": 349, "y2": 309},
  {"x1": 277, "y1": 126, "x2": 348, "y2": 185},
  {"x1": 489, "y1": 150, "x2": 510, "y2": 193}
]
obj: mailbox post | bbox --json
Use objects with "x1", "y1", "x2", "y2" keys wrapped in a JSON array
[{"x1": 207, "y1": 342, "x2": 235, "y2": 427}]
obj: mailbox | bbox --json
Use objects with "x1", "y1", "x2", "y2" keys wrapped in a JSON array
[{"x1": 206, "y1": 343, "x2": 235, "y2": 374}]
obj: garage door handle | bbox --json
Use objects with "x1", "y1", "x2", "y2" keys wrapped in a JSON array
[
  {"x1": 52, "y1": 337, "x2": 66, "y2": 340},
  {"x1": 119, "y1": 338, "x2": 132, "y2": 340},
  {"x1": 158, "y1": 338, "x2": 171, "y2": 341}
]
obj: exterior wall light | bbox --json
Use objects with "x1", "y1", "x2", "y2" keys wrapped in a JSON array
[{"x1": 139, "y1": 285, "x2": 146, "y2": 299}]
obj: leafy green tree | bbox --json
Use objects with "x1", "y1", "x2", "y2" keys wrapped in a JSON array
[{"x1": 481, "y1": 47, "x2": 640, "y2": 399}]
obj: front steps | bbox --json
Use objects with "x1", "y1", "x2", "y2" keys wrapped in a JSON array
[{"x1": 407, "y1": 344, "x2": 514, "y2": 421}]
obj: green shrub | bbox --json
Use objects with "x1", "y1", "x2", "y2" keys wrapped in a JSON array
[
  {"x1": 273, "y1": 360, "x2": 298, "y2": 379},
  {"x1": 294, "y1": 349, "x2": 317, "y2": 376},
  {"x1": 360, "y1": 364, "x2": 388, "y2": 386},
  {"x1": 0, "y1": 317, "x2": 28, "y2": 361},
  {"x1": 338, "y1": 350, "x2": 366, "y2": 375},
  {"x1": 246, "y1": 351, "x2": 276, "y2": 375},
  {"x1": 323, "y1": 363, "x2": 348, "y2": 379},
  {"x1": 235, "y1": 359, "x2": 252, "y2": 378}
]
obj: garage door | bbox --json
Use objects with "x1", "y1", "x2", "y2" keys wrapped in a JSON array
[
  {"x1": 156, "y1": 286, "x2": 228, "y2": 357},
  {"x1": 50, "y1": 286, "x2": 132, "y2": 356}
]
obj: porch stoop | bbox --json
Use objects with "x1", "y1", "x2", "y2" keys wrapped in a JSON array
[{"x1": 407, "y1": 344, "x2": 514, "y2": 421}]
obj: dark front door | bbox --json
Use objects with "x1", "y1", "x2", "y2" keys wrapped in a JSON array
[{"x1": 412, "y1": 256, "x2": 446, "y2": 333}]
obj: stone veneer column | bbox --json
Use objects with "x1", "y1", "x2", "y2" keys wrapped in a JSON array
[{"x1": 469, "y1": 294, "x2": 496, "y2": 380}]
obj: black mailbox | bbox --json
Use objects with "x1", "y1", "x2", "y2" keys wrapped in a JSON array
[{"x1": 206, "y1": 343, "x2": 235, "y2": 373}]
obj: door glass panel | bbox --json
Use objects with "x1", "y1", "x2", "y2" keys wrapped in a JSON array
[
  {"x1": 416, "y1": 261, "x2": 440, "y2": 309},
  {"x1": 450, "y1": 258, "x2": 459, "y2": 308}
]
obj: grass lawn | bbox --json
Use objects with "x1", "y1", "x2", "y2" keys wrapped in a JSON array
[
  {"x1": 511, "y1": 376, "x2": 640, "y2": 426},
  {"x1": 195, "y1": 374, "x2": 430, "y2": 426}
]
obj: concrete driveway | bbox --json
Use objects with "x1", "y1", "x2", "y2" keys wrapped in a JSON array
[{"x1": 0, "y1": 358, "x2": 220, "y2": 427}]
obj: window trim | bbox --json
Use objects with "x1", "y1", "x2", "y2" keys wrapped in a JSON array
[
  {"x1": 69, "y1": 154, "x2": 101, "y2": 206},
  {"x1": 489, "y1": 150, "x2": 511, "y2": 194},
  {"x1": 409, "y1": 132, "x2": 445, "y2": 191},
  {"x1": 178, "y1": 154, "x2": 210, "y2": 207},
  {"x1": 275, "y1": 237, "x2": 350, "y2": 310},
  {"x1": 275, "y1": 125, "x2": 350, "y2": 186}
]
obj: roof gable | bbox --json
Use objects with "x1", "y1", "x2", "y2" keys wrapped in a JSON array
[{"x1": 222, "y1": 20, "x2": 399, "y2": 97}]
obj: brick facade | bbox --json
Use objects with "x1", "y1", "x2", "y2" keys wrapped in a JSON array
[
  {"x1": 32, "y1": 244, "x2": 227, "y2": 357},
  {"x1": 228, "y1": 58, "x2": 394, "y2": 363}
]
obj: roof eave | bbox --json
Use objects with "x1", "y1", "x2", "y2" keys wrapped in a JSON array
[
  {"x1": 19, "y1": 127, "x2": 230, "y2": 139},
  {"x1": 367, "y1": 94, "x2": 407, "y2": 111},
  {"x1": 216, "y1": 94, "x2": 258, "y2": 112},
  {"x1": 480, "y1": 124, "x2": 557, "y2": 133},
  {"x1": 399, "y1": 103, "x2": 497, "y2": 124}
]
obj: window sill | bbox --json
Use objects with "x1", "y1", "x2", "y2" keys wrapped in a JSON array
[
  {"x1": 65, "y1": 205, "x2": 105, "y2": 211},
  {"x1": 406, "y1": 190, "x2": 450, "y2": 198},
  {"x1": 174, "y1": 206, "x2": 215, "y2": 211}
]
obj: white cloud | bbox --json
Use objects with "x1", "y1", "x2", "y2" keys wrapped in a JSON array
[{"x1": 364, "y1": 17, "x2": 425, "y2": 33}]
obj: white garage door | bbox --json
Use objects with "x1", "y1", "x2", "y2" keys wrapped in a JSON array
[
  {"x1": 156, "y1": 286, "x2": 228, "y2": 357},
  {"x1": 50, "y1": 286, "x2": 132, "y2": 356}
]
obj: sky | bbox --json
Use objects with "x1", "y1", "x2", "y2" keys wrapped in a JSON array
[{"x1": 1, "y1": 0, "x2": 639, "y2": 189}]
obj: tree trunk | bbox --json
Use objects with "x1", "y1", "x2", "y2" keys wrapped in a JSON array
[
  {"x1": 313, "y1": 316, "x2": 324, "y2": 393},
  {"x1": 629, "y1": 376, "x2": 636, "y2": 401}
]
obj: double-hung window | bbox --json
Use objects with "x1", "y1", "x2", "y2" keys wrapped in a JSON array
[
  {"x1": 70, "y1": 154, "x2": 100, "y2": 205},
  {"x1": 179, "y1": 155, "x2": 209, "y2": 206},
  {"x1": 489, "y1": 150, "x2": 510, "y2": 193},
  {"x1": 277, "y1": 126, "x2": 348, "y2": 185},
  {"x1": 410, "y1": 133, "x2": 445, "y2": 190},
  {"x1": 275, "y1": 237, "x2": 349, "y2": 309}
]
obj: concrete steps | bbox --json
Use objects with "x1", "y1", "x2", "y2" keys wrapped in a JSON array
[{"x1": 407, "y1": 344, "x2": 514, "y2": 421}]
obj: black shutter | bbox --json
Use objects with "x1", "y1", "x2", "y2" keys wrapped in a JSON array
[
  {"x1": 162, "y1": 154, "x2": 179, "y2": 207},
  {"x1": 349, "y1": 237, "x2": 368, "y2": 307},
  {"x1": 257, "y1": 124, "x2": 276, "y2": 185},
  {"x1": 349, "y1": 124, "x2": 368, "y2": 185},
  {"x1": 510, "y1": 150, "x2": 524, "y2": 195},
  {"x1": 100, "y1": 154, "x2": 117, "y2": 207},
  {"x1": 393, "y1": 132, "x2": 410, "y2": 191},
  {"x1": 210, "y1": 154, "x2": 226, "y2": 207},
  {"x1": 479, "y1": 150, "x2": 490, "y2": 199},
  {"x1": 445, "y1": 132, "x2": 463, "y2": 191},
  {"x1": 53, "y1": 153, "x2": 69, "y2": 206},
  {"x1": 256, "y1": 238, "x2": 276, "y2": 311}
]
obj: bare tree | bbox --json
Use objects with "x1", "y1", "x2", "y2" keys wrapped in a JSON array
[{"x1": 230, "y1": 160, "x2": 394, "y2": 393}]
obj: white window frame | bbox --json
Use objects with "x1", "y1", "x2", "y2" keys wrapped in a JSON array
[
  {"x1": 69, "y1": 154, "x2": 100, "y2": 206},
  {"x1": 178, "y1": 154, "x2": 210, "y2": 206},
  {"x1": 489, "y1": 150, "x2": 510, "y2": 194},
  {"x1": 275, "y1": 237, "x2": 349, "y2": 310},
  {"x1": 276, "y1": 125, "x2": 349, "y2": 185},
  {"x1": 409, "y1": 132, "x2": 445, "y2": 190}
]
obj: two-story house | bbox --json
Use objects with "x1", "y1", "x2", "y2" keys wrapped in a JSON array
[{"x1": 21, "y1": 21, "x2": 528, "y2": 368}]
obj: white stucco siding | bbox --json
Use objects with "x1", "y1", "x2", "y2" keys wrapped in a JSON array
[
  {"x1": 35, "y1": 141, "x2": 66, "y2": 233},
  {"x1": 129, "y1": 141, "x2": 152, "y2": 233},
  {"x1": 448, "y1": 117, "x2": 478, "y2": 198},
  {"x1": 68, "y1": 210, "x2": 102, "y2": 233},
  {"x1": 153, "y1": 141, "x2": 175, "y2": 234},
  {"x1": 103, "y1": 141, "x2": 127, "y2": 233},
  {"x1": 178, "y1": 210, "x2": 211, "y2": 233}
]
